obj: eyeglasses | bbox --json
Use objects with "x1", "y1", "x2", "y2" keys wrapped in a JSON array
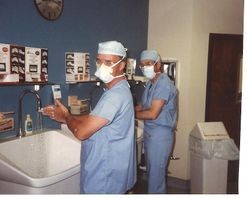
[
  {"x1": 139, "y1": 61, "x2": 156, "y2": 69},
  {"x1": 96, "y1": 59, "x2": 122, "y2": 67}
]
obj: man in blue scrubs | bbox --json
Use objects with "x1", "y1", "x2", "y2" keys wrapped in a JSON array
[
  {"x1": 42, "y1": 41, "x2": 136, "y2": 193},
  {"x1": 135, "y1": 50, "x2": 177, "y2": 193}
]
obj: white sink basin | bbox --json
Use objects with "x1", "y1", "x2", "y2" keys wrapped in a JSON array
[{"x1": 0, "y1": 130, "x2": 81, "y2": 193}]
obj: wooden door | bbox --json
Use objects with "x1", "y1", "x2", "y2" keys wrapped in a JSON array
[{"x1": 205, "y1": 33, "x2": 243, "y2": 193}]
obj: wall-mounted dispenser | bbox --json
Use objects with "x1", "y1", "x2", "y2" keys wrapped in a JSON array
[
  {"x1": 51, "y1": 85, "x2": 62, "y2": 102},
  {"x1": 161, "y1": 59, "x2": 179, "y2": 87}
]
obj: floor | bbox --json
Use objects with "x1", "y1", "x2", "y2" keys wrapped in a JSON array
[
  {"x1": 131, "y1": 168, "x2": 190, "y2": 194},
  {"x1": 130, "y1": 156, "x2": 238, "y2": 194},
  {"x1": 131, "y1": 168, "x2": 238, "y2": 194}
]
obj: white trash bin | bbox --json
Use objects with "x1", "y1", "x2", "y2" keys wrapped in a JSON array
[{"x1": 189, "y1": 122, "x2": 239, "y2": 194}]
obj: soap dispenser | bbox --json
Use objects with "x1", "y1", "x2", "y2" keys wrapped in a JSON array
[{"x1": 25, "y1": 114, "x2": 33, "y2": 135}]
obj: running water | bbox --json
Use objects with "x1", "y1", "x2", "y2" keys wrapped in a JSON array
[{"x1": 36, "y1": 111, "x2": 43, "y2": 132}]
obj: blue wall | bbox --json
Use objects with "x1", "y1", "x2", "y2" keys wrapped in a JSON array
[{"x1": 0, "y1": 0, "x2": 148, "y2": 138}]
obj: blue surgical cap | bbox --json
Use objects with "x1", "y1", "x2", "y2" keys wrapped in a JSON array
[
  {"x1": 98, "y1": 41, "x2": 127, "y2": 57},
  {"x1": 140, "y1": 50, "x2": 160, "y2": 62}
]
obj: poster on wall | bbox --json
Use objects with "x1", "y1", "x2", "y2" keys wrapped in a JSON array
[
  {"x1": 0, "y1": 43, "x2": 48, "y2": 83},
  {"x1": 65, "y1": 52, "x2": 90, "y2": 82},
  {"x1": 0, "y1": 43, "x2": 19, "y2": 83},
  {"x1": 25, "y1": 47, "x2": 48, "y2": 82}
]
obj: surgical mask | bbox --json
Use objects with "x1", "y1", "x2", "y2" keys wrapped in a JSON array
[
  {"x1": 142, "y1": 65, "x2": 156, "y2": 79},
  {"x1": 140, "y1": 56, "x2": 160, "y2": 79},
  {"x1": 94, "y1": 59, "x2": 124, "y2": 83}
]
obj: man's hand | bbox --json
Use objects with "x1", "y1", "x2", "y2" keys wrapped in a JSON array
[
  {"x1": 41, "y1": 99, "x2": 69, "y2": 123},
  {"x1": 0, "y1": 113, "x2": 5, "y2": 120},
  {"x1": 135, "y1": 104, "x2": 142, "y2": 112}
]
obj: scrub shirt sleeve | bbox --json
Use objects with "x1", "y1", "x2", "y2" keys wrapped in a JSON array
[
  {"x1": 153, "y1": 78, "x2": 172, "y2": 102},
  {"x1": 90, "y1": 93, "x2": 122, "y2": 125}
]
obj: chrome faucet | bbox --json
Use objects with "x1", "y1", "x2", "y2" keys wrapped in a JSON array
[{"x1": 18, "y1": 89, "x2": 42, "y2": 137}]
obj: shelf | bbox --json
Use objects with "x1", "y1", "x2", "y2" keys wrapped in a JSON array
[
  {"x1": 0, "y1": 82, "x2": 54, "y2": 87},
  {"x1": 66, "y1": 80, "x2": 102, "y2": 84}
]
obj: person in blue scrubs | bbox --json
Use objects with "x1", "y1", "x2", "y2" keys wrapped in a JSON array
[
  {"x1": 42, "y1": 41, "x2": 136, "y2": 194},
  {"x1": 135, "y1": 50, "x2": 177, "y2": 193}
]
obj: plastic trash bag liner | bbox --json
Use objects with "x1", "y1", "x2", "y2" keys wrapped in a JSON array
[{"x1": 189, "y1": 136, "x2": 239, "y2": 160}]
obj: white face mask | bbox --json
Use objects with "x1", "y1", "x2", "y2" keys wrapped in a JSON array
[
  {"x1": 142, "y1": 65, "x2": 156, "y2": 79},
  {"x1": 94, "y1": 59, "x2": 124, "y2": 83}
]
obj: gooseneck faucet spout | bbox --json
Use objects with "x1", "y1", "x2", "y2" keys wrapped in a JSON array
[{"x1": 18, "y1": 89, "x2": 42, "y2": 138}]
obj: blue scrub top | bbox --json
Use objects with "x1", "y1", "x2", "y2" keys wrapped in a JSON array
[
  {"x1": 80, "y1": 79, "x2": 136, "y2": 193},
  {"x1": 142, "y1": 73, "x2": 177, "y2": 134}
]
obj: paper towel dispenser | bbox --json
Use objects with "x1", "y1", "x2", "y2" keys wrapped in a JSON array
[{"x1": 190, "y1": 122, "x2": 229, "y2": 140}]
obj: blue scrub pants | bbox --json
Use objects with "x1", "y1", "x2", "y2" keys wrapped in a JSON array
[{"x1": 144, "y1": 128, "x2": 174, "y2": 193}]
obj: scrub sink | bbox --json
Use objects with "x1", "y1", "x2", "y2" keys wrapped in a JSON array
[{"x1": 0, "y1": 130, "x2": 81, "y2": 194}]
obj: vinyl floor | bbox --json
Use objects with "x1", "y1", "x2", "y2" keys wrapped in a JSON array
[{"x1": 131, "y1": 165, "x2": 238, "y2": 194}]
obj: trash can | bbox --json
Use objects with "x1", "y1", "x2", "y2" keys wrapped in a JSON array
[{"x1": 189, "y1": 122, "x2": 239, "y2": 194}]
